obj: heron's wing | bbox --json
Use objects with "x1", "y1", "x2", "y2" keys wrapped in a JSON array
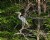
[{"x1": 20, "y1": 16, "x2": 29, "y2": 25}]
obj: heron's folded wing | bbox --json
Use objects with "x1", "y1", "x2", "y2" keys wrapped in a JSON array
[{"x1": 20, "y1": 16, "x2": 29, "y2": 25}]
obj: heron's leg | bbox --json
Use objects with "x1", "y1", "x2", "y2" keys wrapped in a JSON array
[
  {"x1": 19, "y1": 22, "x2": 25, "y2": 33},
  {"x1": 22, "y1": 22, "x2": 25, "y2": 29}
]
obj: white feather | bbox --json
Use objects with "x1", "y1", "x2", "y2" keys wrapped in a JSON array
[{"x1": 16, "y1": 12, "x2": 29, "y2": 25}]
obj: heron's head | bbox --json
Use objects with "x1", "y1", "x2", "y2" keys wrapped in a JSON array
[{"x1": 15, "y1": 12, "x2": 21, "y2": 15}]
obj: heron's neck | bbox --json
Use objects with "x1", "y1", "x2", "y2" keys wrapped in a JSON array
[{"x1": 18, "y1": 13, "x2": 21, "y2": 18}]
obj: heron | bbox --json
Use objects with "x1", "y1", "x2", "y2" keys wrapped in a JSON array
[{"x1": 15, "y1": 11, "x2": 29, "y2": 27}]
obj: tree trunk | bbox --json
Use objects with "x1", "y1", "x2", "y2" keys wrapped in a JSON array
[
  {"x1": 37, "y1": 0, "x2": 41, "y2": 40},
  {"x1": 37, "y1": 0, "x2": 41, "y2": 15},
  {"x1": 37, "y1": 19, "x2": 40, "y2": 40},
  {"x1": 43, "y1": 0, "x2": 46, "y2": 13}
]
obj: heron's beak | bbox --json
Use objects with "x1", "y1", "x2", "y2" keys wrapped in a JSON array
[{"x1": 15, "y1": 12, "x2": 21, "y2": 15}]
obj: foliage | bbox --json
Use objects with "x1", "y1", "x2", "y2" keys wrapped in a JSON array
[{"x1": 0, "y1": 0, "x2": 50, "y2": 40}]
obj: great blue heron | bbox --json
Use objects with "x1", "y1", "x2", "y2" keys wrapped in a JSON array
[{"x1": 15, "y1": 11, "x2": 29, "y2": 27}]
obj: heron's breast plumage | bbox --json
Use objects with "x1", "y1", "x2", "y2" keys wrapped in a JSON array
[
  {"x1": 19, "y1": 16, "x2": 25, "y2": 22},
  {"x1": 18, "y1": 12, "x2": 28, "y2": 25}
]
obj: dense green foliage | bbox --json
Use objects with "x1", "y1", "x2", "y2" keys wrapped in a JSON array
[{"x1": 0, "y1": 0, "x2": 50, "y2": 40}]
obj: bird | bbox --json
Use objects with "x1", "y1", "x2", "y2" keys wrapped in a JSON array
[{"x1": 15, "y1": 11, "x2": 29, "y2": 27}]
